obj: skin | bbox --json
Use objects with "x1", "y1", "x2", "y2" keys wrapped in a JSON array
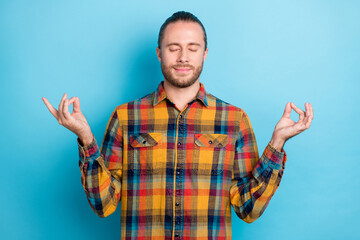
[
  {"x1": 156, "y1": 21, "x2": 208, "y2": 110},
  {"x1": 42, "y1": 20, "x2": 314, "y2": 151},
  {"x1": 42, "y1": 94, "x2": 93, "y2": 145}
]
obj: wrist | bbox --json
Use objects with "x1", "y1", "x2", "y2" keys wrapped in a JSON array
[
  {"x1": 270, "y1": 135, "x2": 285, "y2": 152},
  {"x1": 78, "y1": 130, "x2": 93, "y2": 146}
]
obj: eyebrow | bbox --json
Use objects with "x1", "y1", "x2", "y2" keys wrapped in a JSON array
[{"x1": 166, "y1": 42, "x2": 201, "y2": 47}]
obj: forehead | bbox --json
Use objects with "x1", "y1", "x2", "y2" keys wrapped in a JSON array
[{"x1": 161, "y1": 21, "x2": 205, "y2": 47}]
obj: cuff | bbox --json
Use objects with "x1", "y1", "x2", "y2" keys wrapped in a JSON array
[
  {"x1": 263, "y1": 142, "x2": 287, "y2": 169},
  {"x1": 78, "y1": 137, "x2": 100, "y2": 163}
]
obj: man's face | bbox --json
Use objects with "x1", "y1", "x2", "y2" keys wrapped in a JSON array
[{"x1": 157, "y1": 21, "x2": 208, "y2": 88}]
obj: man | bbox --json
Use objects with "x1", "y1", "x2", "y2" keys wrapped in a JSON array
[{"x1": 43, "y1": 11, "x2": 313, "y2": 239}]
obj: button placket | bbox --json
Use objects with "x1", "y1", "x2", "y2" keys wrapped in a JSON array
[{"x1": 174, "y1": 109, "x2": 186, "y2": 237}]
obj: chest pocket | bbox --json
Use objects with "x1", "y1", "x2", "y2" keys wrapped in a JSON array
[
  {"x1": 128, "y1": 132, "x2": 164, "y2": 174},
  {"x1": 194, "y1": 133, "x2": 228, "y2": 175}
]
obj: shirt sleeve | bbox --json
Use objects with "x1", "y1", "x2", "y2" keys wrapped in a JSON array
[
  {"x1": 229, "y1": 111, "x2": 287, "y2": 223},
  {"x1": 78, "y1": 109, "x2": 123, "y2": 218}
]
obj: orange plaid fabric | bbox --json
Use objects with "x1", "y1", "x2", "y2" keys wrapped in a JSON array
[{"x1": 78, "y1": 81, "x2": 287, "y2": 239}]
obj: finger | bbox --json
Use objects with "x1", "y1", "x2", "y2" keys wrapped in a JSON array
[
  {"x1": 299, "y1": 115, "x2": 313, "y2": 130},
  {"x1": 73, "y1": 97, "x2": 81, "y2": 113},
  {"x1": 291, "y1": 102, "x2": 305, "y2": 120},
  {"x1": 304, "y1": 103, "x2": 313, "y2": 128},
  {"x1": 305, "y1": 102, "x2": 309, "y2": 114},
  {"x1": 305, "y1": 113, "x2": 313, "y2": 129},
  {"x1": 69, "y1": 97, "x2": 76, "y2": 115},
  {"x1": 58, "y1": 93, "x2": 66, "y2": 112},
  {"x1": 282, "y1": 102, "x2": 292, "y2": 118},
  {"x1": 64, "y1": 97, "x2": 76, "y2": 116},
  {"x1": 293, "y1": 119, "x2": 309, "y2": 134},
  {"x1": 42, "y1": 97, "x2": 59, "y2": 120},
  {"x1": 293, "y1": 103, "x2": 313, "y2": 132},
  {"x1": 303, "y1": 102, "x2": 309, "y2": 119},
  {"x1": 68, "y1": 97, "x2": 76, "y2": 108},
  {"x1": 309, "y1": 103, "x2": 314, "y2": 119},
  {"x1": 62, "y1": 98, "x2": 71, "y2": 119},
  {"x1": 58, "y1": 93, "x2": 67, "y2": 122}
]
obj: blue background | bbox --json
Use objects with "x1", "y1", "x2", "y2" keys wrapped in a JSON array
[{"x1": 1, "y1": 1, "x2": 359, "y2": 239}]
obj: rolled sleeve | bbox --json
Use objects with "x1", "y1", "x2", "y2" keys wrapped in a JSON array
[
  {"x1": 78, "y1": 137, "x2": 100, "y2": 163},
  {"x1": 263, "y1": 142, "x2": 287, "y2": 170}
]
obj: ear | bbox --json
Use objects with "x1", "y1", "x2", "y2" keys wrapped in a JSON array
[
  {"x1": 203, "y1": 47, "x2": 208, "y2": 62},
  {"x1": 156, "y1": 47, "x2": 162, "y2": 62}
]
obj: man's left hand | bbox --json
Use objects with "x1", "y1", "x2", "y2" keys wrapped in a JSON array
[{"x1": 270, "y1": 102, "x2": 314, "y2": 151}]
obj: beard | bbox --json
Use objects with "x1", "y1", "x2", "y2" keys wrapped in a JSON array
[{"x1": 161, "y1": 62, "x2": 203, "y2": 88}]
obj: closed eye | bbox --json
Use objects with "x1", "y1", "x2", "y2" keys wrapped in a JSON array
[{"x1": 189, "y1": 48, "x2": 198, "y2": 52}]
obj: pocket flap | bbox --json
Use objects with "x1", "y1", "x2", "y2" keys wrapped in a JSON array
[
  {"x1": 194, "y1": 134, "x2": 228, "y2": 148},
  {"x1": 130, "y1": 132, "x2": 162, "y2": 148}
]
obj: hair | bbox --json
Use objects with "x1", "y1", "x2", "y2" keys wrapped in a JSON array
[{"x1": 157, "y1": 11, "x2": 207, "y2": 49}]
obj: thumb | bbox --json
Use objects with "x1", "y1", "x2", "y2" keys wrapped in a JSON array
[
  {"x1": 282, "y1": 102, "x2": 292, "y2": 118},
  {"x1": 73, "y1": 97, "x2": 81, "y2": 113}
]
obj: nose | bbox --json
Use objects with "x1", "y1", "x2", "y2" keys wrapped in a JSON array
[{"x1": 177, "y1": 49, "x2": 189, "y2": 63}]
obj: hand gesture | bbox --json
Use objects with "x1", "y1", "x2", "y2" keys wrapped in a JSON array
[
  {"x1": 42, "y1": 93, "x2": 93, "y2": 145},
  {"x1": 270, "y1": 102, "x2": 313, "y2": 151}
]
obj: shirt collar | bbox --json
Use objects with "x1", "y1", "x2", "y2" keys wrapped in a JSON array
[{"x1": 153, "y1": 81, "x2": 209, "y2": 108}]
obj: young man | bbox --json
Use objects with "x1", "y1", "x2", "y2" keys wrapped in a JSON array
[{"x1": 43, "y1": 11, "x2": 313, "y2": 240}]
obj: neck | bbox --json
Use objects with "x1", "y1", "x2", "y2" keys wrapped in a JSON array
[{"x1": 163, "y1": 80, "x2": 200, "y2": 111}]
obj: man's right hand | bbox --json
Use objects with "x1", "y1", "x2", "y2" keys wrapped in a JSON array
[{"x1": 42, "y1": 93, "x2": 94, "y2": 146}]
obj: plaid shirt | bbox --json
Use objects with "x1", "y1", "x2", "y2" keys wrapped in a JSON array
[{"x1": 78, "y1": 81, "x2": 287, "y2": 240}]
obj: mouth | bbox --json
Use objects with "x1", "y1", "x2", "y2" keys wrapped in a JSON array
[
  {"x1": 174, "y1": 68, "x2": 191, "y2": 73},
  {"x1": 173, "y1": 65, "x2": 193, "y2": 74}
]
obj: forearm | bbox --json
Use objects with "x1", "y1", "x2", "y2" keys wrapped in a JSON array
[
  {"x1": 78, "y1": 138, "x2": 121, "y2": 218},
  {"x1": 77, "y1": 130, "x2": 94, "y2": 146},
  {"x1": 270, "y1": 134, "x2": 285, "y2": 152},
  {"x1": 230, "y1": 143, "x2": 287, "y2": 223}
]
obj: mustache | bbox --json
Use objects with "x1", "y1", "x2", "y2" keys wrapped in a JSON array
[{"x1": 172, "y1": 64, "x2": 195, "y2": 69}]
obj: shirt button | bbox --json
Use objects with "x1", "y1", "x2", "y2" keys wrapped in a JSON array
[
  {"x1": 177, "y1": 142, "x2": 182, "y2": 146},
  {"x1": 176, "y1": 170, "x2": 180, "y2": 175},
  {"x1": 175, "y1": 202, "x2": 180, "y2": 206},
  {"x1": 179, "y1": 114, "x2": 183, "y2": 118},
  {"x1": 208, "y1": 140, "x2": 212, "y2": 144}
]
